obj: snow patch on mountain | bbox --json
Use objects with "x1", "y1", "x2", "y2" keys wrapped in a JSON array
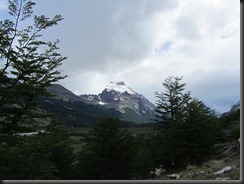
[
  {"x1": 105, "y1": 81, "x2": 136, "y2": 95},
  {"x1": 98, "y1": 101, "x2": 107, "y2": 105},
  {"x1": 79, "y1": 81, "x2": 156, "y2": 123}
]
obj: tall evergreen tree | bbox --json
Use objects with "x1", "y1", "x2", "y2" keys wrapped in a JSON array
[
  {"x1": 155, "y1": 76, "x2": 191, "y2": 131},
  {"x1": 75, "y1": 118, "x2": 137, "y2": 180},
  {"x1": 154, "y1": 76, "x2": 220, "y2": 169},
  {"x1": 44, "y1": 120, "x2": 75, "y2": 179},
  {"x1": 0, "y1": 0, "x2": 67, "y2": 134},
  {"x1": 0, "y1": 0, "x2": 73, "y2": 180}
]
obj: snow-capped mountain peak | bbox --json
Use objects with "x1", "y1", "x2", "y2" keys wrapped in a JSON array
[
  {"x1": 105, "y1": 81, "x2": 136, "y2": 95},
  {"x1": 80, "y1": 81, "x2": 156, "y2": 123}
]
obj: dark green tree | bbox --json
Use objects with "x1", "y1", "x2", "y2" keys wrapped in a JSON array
[
  {"x1": 0, "y1": 0, "x2": 73, "y2": 180},
  {"x1": 75, "y1": 118, "x2": 137, "y2": 180},
  {"x1": 0, "y1": 131, "x2": 57, "y2": 179},
  {"x1": 45, "y1": 120, "x2": 75, "y2": 179},
  {"x1": 155, "y1": 76, "x2": 191, "y2": 131},
  {"x1": 0, "y1": 120, "x2": 75, "y2": 180},
  {"x1": 0, "y1": 0, "x2": 67, "y2": 134},
  {"x1": 132, "y1": 133, "x2": 156, "y2": 179},
  {"x1": 154, "y1": 76, "x2": 220, "y2": 169}
]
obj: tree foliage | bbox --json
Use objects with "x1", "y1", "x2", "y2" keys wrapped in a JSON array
[
  {"x1": 0, "y1": 120, "x2": 75, "y2": 179},
  {"x1": 0, "y1": 0, "x2": 67, "y2": 134},
  {"x1": 0, "y1": 0, "x2": 226, "y2": 179},
  {"x1": 154, "y1": 76, "x2": 220, "y2": 169},
  {"x1": 155, "y1": 76, "x2": 191, "y2": 130},
  {"x1": 0, "y1": 0, "x2": 73, "y2": 180},
  {"x1": 75, "y1": 118, "x2": 137, "y2": 180}
]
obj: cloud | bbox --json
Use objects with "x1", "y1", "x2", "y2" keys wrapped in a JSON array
[
  {"x1": 34, "y1": 0, "x2": 178, "y2": 73},
  {"x1": 175, "y1": 16, "x2": 200, "y2": 40},
  {"x1": 61, "y1": 70, "x2": 110, "y2": 95},
  {"x1": 22, "y1": 0, "x2": 241, "y2": 113}
]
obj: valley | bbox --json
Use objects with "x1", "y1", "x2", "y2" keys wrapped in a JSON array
[{"x1": 0, "y1": 0, "x2": 240, "y2": 180}]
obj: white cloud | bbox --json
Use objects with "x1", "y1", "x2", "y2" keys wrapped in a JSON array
[
  {"x1": 22, "y1": 0, "x2": 241, "y2": 113},
  {"x1": 34, "y1": 0, "x2": 179, "y2": 73}
]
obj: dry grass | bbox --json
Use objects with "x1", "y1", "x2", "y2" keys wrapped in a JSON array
[{"x1": 158, "y1": 140, "x2": 240, "y2": 180}]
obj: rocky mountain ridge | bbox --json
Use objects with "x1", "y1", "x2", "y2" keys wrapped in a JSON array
[
  {"x1": 43, "y1": 81, "x2": 156, "y2": 125},
  {"x1": 46, "y1": 84, "x2": 83, "y2": 102},
  {"x1": 80, "y1": 81, "x2": 156, "y2": 122}
]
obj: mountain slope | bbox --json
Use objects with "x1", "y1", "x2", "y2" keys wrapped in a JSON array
[
  {"x1": 230, "y1": 101, "x2": 240, "y2": 112},
  {"x1": 80, "y1": 81, "x2": 156, "y2": 123},
  {"x1": 38, "y1": 82, "x2": 156, "y2": 126},
  {"x1": 46, "y1": 84, "x2": 83, "y2": 102},
  {"x1": 39, "y1": 96, "x2": 121, "y2": 127}
]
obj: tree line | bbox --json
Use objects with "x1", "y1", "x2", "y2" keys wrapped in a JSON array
[{"x1": 0, "y1": 0, "x2": 238, "y2": 180}]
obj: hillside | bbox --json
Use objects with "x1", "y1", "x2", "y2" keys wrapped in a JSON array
[
  {"x1": 152, "y1": 101, "x2": 241, "y2": 181},
  {"x1": 156, "y1": 139, "x2": 240, "y2": 180},
  {"x1": 80, "y1": 81, "x2": 156, "y2": 123},
  {"x1": 37, "y1": 82, "x2": 156, "y2": 127}
]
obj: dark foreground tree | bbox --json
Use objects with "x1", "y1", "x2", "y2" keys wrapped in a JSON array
[
  {"x1": 0, "y1": 0, "x2": 67, "y2": 134},
  {"x1": 0, "y1": 132, "x2": 57, "y2": 179},
  {"x1": 155, "y1": 76, "x2": 191, "y2": 131},
  {"x1": 44, "y1": 120, "x2": 75, "y2": 179},
  {"x1": 0, "y1": 120, "x2": 75, "y2": 179},
  {"x1": 75, "y1": 118, "x2": 137, "y2": 180},
  {"x1": 154, "y1": 76, "x2": 220, "y2": 170},
  {"x1": 0, "y1": 0, "x2": 73, "y2": 180}
]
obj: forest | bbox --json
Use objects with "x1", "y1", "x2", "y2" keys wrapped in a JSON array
[{"x1": 0, "y1": 0, "x2": 240, "y2": 180}]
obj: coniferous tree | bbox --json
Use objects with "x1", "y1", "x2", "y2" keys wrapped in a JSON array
[
  {"x1": 155, "y1": 76, "x2": 191, "y2": 131},
  {"x1": 0, "y1": 120, "x2": 75, "y2": 180},
  {"x1": 0, "y1": 0, "x2": 67, "y2": 134},
  {"x1": 44, "y1": 120, "x2": 75, "y2": 179},
  {"x1": 75, "y1": 118, "x2": 137, "y2": 180},
  {"x1": 0, "y1": 0, "x2": 73, "y2": 180},
  {"x1": 154, "y1": 76, "x2": 220, "y2": 169},
  {"x1": 0, "y1": 129, "x2": 57, "y2": 179},
  {"x1": 133, "y1": 133, "x2": 156, "y2": 179}
]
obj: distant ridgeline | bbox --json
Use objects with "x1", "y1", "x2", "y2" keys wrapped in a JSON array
[{"x1": 38, "y1": 82, "x2": 156, "y2": 127}]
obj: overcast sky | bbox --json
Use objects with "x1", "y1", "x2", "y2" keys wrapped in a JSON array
[{"x1": 0, "y1": 0, "x2": 240, "y2": 113}]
